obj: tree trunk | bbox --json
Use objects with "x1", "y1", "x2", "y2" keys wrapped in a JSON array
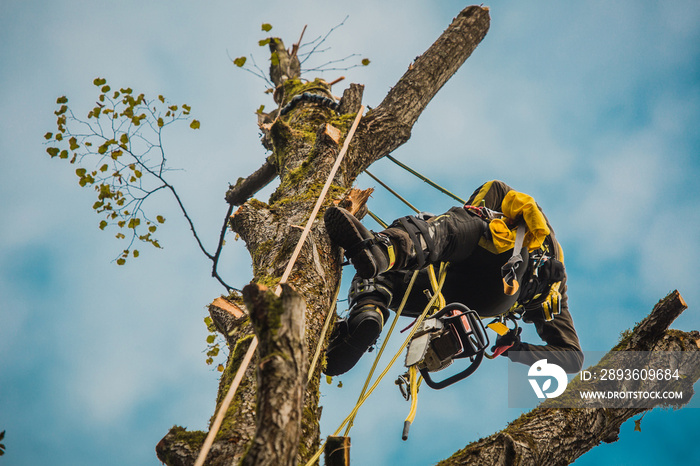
[{"x1": 240, "y1": 283, "x2": 308, "y2": 466}]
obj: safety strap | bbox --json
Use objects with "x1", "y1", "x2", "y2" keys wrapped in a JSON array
[
  {"x1": 501, "y1": 222, "x2": 527, "y2": 296},
  {"x1": 398, "y1": 216, "x2": 437, "y2": 268},
  {"x1": 343, "y1": 234, "x2": 396, "y2": 270}
]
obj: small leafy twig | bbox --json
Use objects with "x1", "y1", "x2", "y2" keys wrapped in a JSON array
[{"x1": 46, "y1": 78, "x2": 237, "y2": 292}]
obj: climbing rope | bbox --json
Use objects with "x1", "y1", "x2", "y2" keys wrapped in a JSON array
[
  {"x1": 307, "y1": 281, "x2": 342, "y2": 383},
  {"x1": 305, "y1": 263, "x2": 449, "y2": 466},
  {"x1": 193, "y1": 105, "x2": 365, "y2": 466},
  {"x1": 343, "y1": 270, "x2": 420, "y2": 435},
  {"x1": 386, "y1": 154, "x2": 466, "y2": 204},
  {"x1": 365, "y1": 169, "x2": 420, "y2": 214}
]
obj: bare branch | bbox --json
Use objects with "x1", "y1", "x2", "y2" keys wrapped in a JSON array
[{"x1": 299, "y1": 15, "x2": 350, "y2": 65}]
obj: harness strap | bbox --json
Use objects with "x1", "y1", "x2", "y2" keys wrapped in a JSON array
[
  {"x1": 342, "y1": 234, "x2": 396, "y2": 270},
  {"x1": 398, "y1": 215, "x2": 437, "y2": 269},
  {"x1": 501, "y1": 222, "x2": 527, "y2": 295}
]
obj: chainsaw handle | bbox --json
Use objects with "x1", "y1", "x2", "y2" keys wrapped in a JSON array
[
  {"x1": 419, "y1": 351, "x2": 484, "y2": 390},
  {"x1": 432, "y1": 302, "x2": 470, "y2": 320}
]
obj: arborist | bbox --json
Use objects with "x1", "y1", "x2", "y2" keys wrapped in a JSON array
[{"x1": 323, "y1": 180, "x2": 583, "y2": 377}]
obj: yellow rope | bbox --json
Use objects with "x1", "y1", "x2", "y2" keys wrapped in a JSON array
[
  {"x1": 401, "y1": 263, "x2": 446, "y2": 438},
  {"x1": 304, "y1": 263, "x2": 449, "y2": 466},
  {"x1": 343, "y1": 269, "x2": 420, "y2": 435},
  {"x1": 307, "y1": 281, "x2": 342, "y2": 383},
  {"x1": 405, "y1": 365, "x2": 419, "y2": 423}
]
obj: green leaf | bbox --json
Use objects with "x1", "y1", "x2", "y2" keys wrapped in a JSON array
[
  {"x1": 69, "y1": 136, "x2": 80, "y2": 151},
  {"x1": 217, "y1": 364, "x2": 224, "y2": 372},
  {"x1": 258, "y1": 38, "x2": 270, "y2": 47},
  {"x1": 270, "y1": 51, "x2": 279, "y2": 67},
  {"x1": 127, "y1": 218, "x2": 140, "y2": 229},
  {"x1": 120, "y1": 133, "x2": 129, "y2": 144},
  {"x1": 46, "y1": 147, "x2": 59, "y2": 158},
  {"x1": 116, "y1": 258, "x2": 126, "y2": 265},
  {"x1": 76, "y1": 168, "x2": 86, "y2": 177},
  {"x1": 44, "y1": 132, "x2": 53, "y2": 140},
  {"x1": 190, "y1": 119, "x2": 200, "y2": 129},
  {"x1": 156, "y1": 215, "x2": 165, "y2": 223},
  {"x1": 59, "y1": 150, "x2": 68, "y2": 159},
  {"x1": 149, "y1": 225, "x2": 157, "y2": 233},
  {"x1": 92, "y1": 201, "x2": 104, "y2": 210},
  {"x1": 100, "y1": 164, "x2": 109, "y2": 172},
  {"x1": 99, "y1": 220, "x2": 108, "y2": 230},
  {"x1": 93, "y1": 77, "x2": 107, "y2": 86},
  {"x1": 134, "y1": 170, "x2": 142, "y2": 178},
  {"x1": 206, "y1": 335, "x2": 216, "y2": 344},
  {"x1": 233, "y1": 56, "x2": 247, "y2": 67},
  {"x1": 133, "y1": 250, "x2": 139, "y2": 258},
  {"x1": 361, "y1": 58, "x2": 371, "y2": 66},
  {"x1": 634, "y1": 419, "x2": 642, "y2": 432},
  {"x1": 157, "y1": 117, "x2": 164, "y2": 127},
  {"x1": 56, "y1": 96, "x2": 68, "y2": 104},
  {"x1": 261, "y1": 23, "x2": 272, "y2": 32}
]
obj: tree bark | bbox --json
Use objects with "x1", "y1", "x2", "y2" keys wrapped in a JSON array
[
  {"x1": 240, "y1": 283, "x2": 308, "y2": 466},
  {"x1": 438, "y1": 291, "x2": 700, "y2": 466}
]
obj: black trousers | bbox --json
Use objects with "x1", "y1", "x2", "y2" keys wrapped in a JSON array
[{"x1": 352, "y1": 207, "x2": 529, "y2": 319}]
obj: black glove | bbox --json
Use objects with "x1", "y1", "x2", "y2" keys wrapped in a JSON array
[{"x1": 491, "y1": 327, "x2": 522, "y2": 355}]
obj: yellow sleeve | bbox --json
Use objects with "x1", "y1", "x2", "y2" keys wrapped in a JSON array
[
  {"x1": 500, "y1": 190, "x2": 550, "y2": 252},
  {"x1": 483, "y1": 190, "x2": 550, "y2": 253}
]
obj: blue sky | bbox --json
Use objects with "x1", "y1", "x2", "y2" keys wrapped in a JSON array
[{"x1": 1, "y1": 1, "x2": 699, "y2": 465}]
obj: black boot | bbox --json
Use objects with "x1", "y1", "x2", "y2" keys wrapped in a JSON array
[
  {"x1": 324, "y1": 304, "x2": 387, "y2": 376},
  {"x1": 324, "y1": 206, "x2": 395, "y2": 279}
]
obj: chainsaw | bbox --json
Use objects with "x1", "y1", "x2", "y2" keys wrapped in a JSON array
[{"x1": 402, "y1": 302, "x2": 490, "y2": 390}]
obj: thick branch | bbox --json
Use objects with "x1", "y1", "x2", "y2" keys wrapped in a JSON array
[
  {"x1": 353, "y1": 5, "x2": 490, "y2": 168},
  {"x1": 225, "y1": 155, "x2": 278, "y2": 206},
  {"x1": 439, "y1": 291, "x2": 699, "y2": 465},
  {"x1": 620, "y1": 290, "x2": 688, "y2": 351},
  {"x1": 240, "y1": 284, "x2": 308, "y2": 466}
]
